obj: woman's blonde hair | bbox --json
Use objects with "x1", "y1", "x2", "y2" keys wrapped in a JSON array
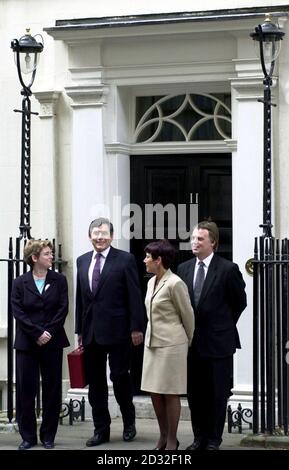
[{"x1": 24, "y1": 239, "x2": 53, "y2": 268}]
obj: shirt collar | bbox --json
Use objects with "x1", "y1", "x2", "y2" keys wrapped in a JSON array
[
  {"x1": 93, "y1": 246, "x2": 111, "y2": 259},
  {"x1": 196, "y1": 252, "x2": 214, "y2": 268}
]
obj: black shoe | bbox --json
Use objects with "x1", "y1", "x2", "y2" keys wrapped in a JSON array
[
  {"x1": 164, "y1": 439, "x2": 180, "y2": 451},
  {"x1": 18, "y1": 440, "x2": 37, "y2": 450},
  {"x1": 42, "y1": 440, "x2": 55, "y2": 449},
  {"x1": 153, "y1": 442, "x2": 166, "y2": 451},
  {"x1": 86, "y1": 430, "x2": 110, "y2": 447},
  {"x1": 206, "y1": 443, "x2": 220, "y2": 450},
  {"x1": 123, "y1": 423, "x2": 136, "y2": 442},
  {"x1": 186, "y1": 439, "x2": 204, "y2": 451}
]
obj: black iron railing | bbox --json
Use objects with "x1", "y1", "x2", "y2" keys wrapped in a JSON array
[
  {"x1": 59, "y1": 397, "x2": 86, "y2": 426},
  {"x1": 227, "y1": 403, "x2": 253, "y2": 433},
  {"x1": 252, "y1": 236, "x2": 289, "y2": 434}
]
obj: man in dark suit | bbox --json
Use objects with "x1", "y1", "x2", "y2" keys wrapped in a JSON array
[
  {"x1": 177, "y1": 220, "x2": 246, "y2": 450},
  {"x1": 75, "y1": 217, "x2": 144, "y2": 446}
]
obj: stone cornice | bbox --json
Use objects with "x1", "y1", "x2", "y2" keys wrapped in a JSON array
[
  {"x1": 45, "y1": 6, "x2": 289, "y2": 37},
  {"x1": 65, "y1": 85, "x2": 109, "y2": 107},
  {"x1": 231, "y1": 57, "x2": 278, "y2": 100},
  {"x1": 105, "y1": 140, "x2": 237, "y2": 155},
  {"x1": 33, "y1": 90, "x2": 61, "y2": 118},
  {"x1": 231, "y1": 76, "x2": 278, "y2": 101}
]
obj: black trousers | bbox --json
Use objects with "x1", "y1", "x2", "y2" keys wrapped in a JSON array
[
  {"x1": 84, "y1": 340, "x2": 135, "y2": 434},
  {"x1": 187, "y1": 347, "x2": 232, "y2": 446},
  {"x1": 16, "y1": 348, "x2": 63, "y2": 443}
]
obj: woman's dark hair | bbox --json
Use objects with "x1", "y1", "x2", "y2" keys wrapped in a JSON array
[{"x1": 144, "y1": 239, "x2": 176, "y2": 269}]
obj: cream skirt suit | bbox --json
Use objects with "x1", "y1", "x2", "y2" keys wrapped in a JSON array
[{"x1": 141, "y1": 269, "x2": 194, "y2": 394}]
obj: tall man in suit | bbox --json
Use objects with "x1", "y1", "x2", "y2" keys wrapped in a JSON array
[
  {"x1": 75, "y1": 217, "x2": 144, "y2": 446},
  {"x1": 177, "y1": 220, "x2": 246, "y2": 450}
]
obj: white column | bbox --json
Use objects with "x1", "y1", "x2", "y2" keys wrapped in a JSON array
[
  {"x1": 33, "y1": 91, "x2": 60, "y2": 239},
  {"x1": 65, "y1": 85, "x2": 109, "y2": 262},
  {"x1": 106, "y1": 150, "x2": 131, "y2": 252},
  {"x1": 230, "y1": 59, "x2": 265, "y2": 404}
]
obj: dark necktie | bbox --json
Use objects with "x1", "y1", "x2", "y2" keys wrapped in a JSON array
[
  {"x1": 194, "y1": 261, "x2": 205, "y2": 306},
  {"x1": 91, "y1": 253, "x2": 102, "y2": 294}
]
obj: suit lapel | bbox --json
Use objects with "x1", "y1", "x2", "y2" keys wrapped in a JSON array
[
  {"x1": 23, "y1": 270, "x2": 56, "y2": 298},
  {"x1": 181, "y1": 259, "x2": 195, "y2": 301},
  {"x1": 23, "y1": 271, "x2": 42, "y2": 297},
  {"x1": 82, "y1": 252, "x2": 93, "y2": 298},
  {"x1": 42, "y1": 269, "x2": 56, "y2": 296},
  {"x1": 146, "y1": 276, "x2": 155, "y2": 301},
  {"x1": 151, "y1": 269, "x2": 171, "y2": 299}
]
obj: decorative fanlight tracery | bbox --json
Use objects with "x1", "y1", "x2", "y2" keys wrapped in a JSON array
[{"x1": 134, "y1": 93, "x2": 231, "y2": 143}]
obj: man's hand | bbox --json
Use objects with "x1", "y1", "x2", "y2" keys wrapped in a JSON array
[
  {"x1": 37, "y1": 331, "x2": 52, "y2": 346},
  {"x1": 131, "y1": 331, "x2": 143, "y2": 346},
  {"x1": 78, "y1": 334, "x2": 83, "y2": 347}
]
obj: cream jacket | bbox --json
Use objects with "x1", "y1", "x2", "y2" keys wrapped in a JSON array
[{"x1": 144, "y1": 269, "x2": 194, "y2": 348}]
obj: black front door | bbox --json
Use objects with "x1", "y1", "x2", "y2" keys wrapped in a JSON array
[
  {"x1": 129, "y1": 153, "x2": 232, "y2": 394},
  {"x1": 130, "y1": 154, "x2": 232, "y2": 294}
]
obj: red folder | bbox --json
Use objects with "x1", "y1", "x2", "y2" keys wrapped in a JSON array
[{"x1": 67, "y1": 347, "x2": 87, "y2": 388}]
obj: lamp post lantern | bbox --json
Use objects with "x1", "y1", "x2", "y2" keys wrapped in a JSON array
[
  {"x1": 11, "y1": 29, "x2": 43, "y2": 240},
  {"x1": 250, "y1": 15, "x2": 284, "y2": 238}
]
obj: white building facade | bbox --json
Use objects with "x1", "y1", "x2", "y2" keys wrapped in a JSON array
[{"x1": 1, "y1": 0, "x2": 289, "y2": 412}]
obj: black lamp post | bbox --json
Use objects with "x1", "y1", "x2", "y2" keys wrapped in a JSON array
[
  {"x1": 248, "y1": 17, "x2": 288, "y2": 439},
  {"x1": 250, "y1": 15, "x2": 284, "y2": 238},
  {"x1": 11, "y1": 29, "x2": 43, "y2": 240}
]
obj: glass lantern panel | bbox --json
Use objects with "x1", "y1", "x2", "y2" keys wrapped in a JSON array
[{"x1": 19, "y1": 52, "x2": 39, "y2": 74}]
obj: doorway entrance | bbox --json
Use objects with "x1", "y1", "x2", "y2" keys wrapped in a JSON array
[
  {"x1": 130, "y1": 154, "x2": 232, "y2": 294},
  {"x1": 129, "y1": 153, "x2": 232, "y2": 394}
]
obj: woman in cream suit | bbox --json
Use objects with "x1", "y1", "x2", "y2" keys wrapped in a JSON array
[{"x1": 141, "y1": 239, "x2": 194, "y2": 451}]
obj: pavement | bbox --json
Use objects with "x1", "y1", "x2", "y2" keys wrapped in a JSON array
[
  {"x1": 0, "y1": 416, "x2": 253, "y2": 451},
  {"x1": 1, "y1": 414, "x2": 289, "y2": 467}
]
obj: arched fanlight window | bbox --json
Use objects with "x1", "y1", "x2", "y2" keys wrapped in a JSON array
[{"x1": 134, "y1": 93, "x2": 231, "y2": 143}]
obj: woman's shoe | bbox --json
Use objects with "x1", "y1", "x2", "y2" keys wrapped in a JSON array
[
  {"x1": 165, "y1": 439, "x2": 180, "y2": 451},
  {"x1": 153, "y1": 442, "x2": 167, "y2": 450}
]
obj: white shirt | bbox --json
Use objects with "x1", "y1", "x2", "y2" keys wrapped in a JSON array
[
  {"x1": 193, "y1": 252, "x2": 214, "y2": 286},
  {"x1": 88, "y1": 246, "x2": 111, "y2": 291}
]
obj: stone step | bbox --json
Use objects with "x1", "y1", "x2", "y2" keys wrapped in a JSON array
[
  {"x1": 134, "y1": 396, "x2": 190, "y2": 420},
  {"x1": 66, "y1": 389, "x2": 191, "y2": 421}
]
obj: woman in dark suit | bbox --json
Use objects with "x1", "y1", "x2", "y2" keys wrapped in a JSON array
[
  {"x1": 11, "y1": 239, "x2": 69, "y2": 450},
  {"x1": 141, "y1": 239, "x2": 194, "y2": 450}
]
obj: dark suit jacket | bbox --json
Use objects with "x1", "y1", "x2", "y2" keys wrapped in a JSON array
[
  {"x1": 75, "y1": 246, "x2": 145, "y2": 345},
  {"x1": 11, "y1": 270, "x2": 70, "y2": 351},
  {"x1": 177, "y1": 254, "x2": 247, "y2": 358}
]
